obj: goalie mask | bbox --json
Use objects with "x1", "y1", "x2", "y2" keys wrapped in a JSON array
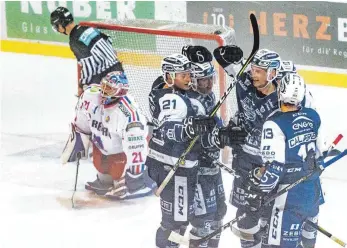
[
  {"x1": 192, "y1": 62, "x2": 216, "y2": 95},
  {"x1": 279, "y1": 73, "x2": 305, "y2": 106},
  {"x1": 251, "y1": 49, "x2": 281, "y2": 82},
  {"x1": 100, "y1": 71, "x2": 129, "y2": 105},
  {"x1": 161, "y1": 53, "x2": 192, "y2": 88}
]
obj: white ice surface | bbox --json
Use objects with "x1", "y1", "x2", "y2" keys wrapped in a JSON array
[{"x1": 1, "y1": 52, "x2": 346, "y2": 248}]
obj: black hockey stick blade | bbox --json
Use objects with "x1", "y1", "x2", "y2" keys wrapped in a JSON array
[{"x1": 209, "y1": 13, "x2": 259, "y2": 117}]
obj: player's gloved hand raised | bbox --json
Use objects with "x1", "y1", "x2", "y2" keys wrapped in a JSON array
[
  {"x1": 213, "y1": 45, "x2": 243, "y2": 68},
  {"x1": 182, "y1": 45, "x2": 213, "y2": 63},
  {"x1": 212, "y1": 123, "x2": 247, "y2": 148},
  {"x1": 183, "y1": 116, "x2": 216, "y2": 139}
]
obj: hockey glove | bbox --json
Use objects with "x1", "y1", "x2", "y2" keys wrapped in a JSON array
[
  {"x1": 183, "y1": 116, "x2": 216, "y2": 139},
  {"x1": 243, "y1": 167, "x2": 266, "y2": 211},
  {"x1": 212, "y1": 124, "x2": 247, "y2": 148},
  {"x1": 304, "y1": 149, "x2": 325, "y2": 177},
  {"x1": 61, "y1": 123, "x2": 91, "y2": 164},
  {"x1": 213, "y1": 45, "x2": 243, "y2": 68},
  {"x1": 181, "y1": 45, "x2": 213, "y2": 63}
]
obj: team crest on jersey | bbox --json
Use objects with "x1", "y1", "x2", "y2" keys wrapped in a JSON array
[
  {"x1": 240, "y1": 97, "x2": 256, "y2": 121},
  {"x1": 105, "y1": 116, "x2": 110, "y2": 122}
]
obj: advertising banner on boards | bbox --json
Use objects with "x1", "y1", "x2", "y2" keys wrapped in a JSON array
[{"x1": 187, "y1": 1, "x2": 347, "y2": 69}]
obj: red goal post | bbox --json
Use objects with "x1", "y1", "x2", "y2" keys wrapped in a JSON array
[{"x1": 79, "y1": 19, "x2": 237, "y2": 162}]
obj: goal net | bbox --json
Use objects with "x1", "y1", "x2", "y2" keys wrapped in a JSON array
[{"x1": 79, "y1": 19, "x2": 238, "y2": 162}]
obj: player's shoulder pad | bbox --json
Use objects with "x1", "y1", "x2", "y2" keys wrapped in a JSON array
[
  {"x1": 303, "y1": 107, "x2": 321, "y2": 125},
  {"x1": 151, "y1": 76, "x2": 166, "y2": 90},
  {"x1": 78, "y1": 27, "x2": 101, "y2": 46},
  {"x1": 150, "y1": 87, "x2": 173, "y2": 100},
  {"x1": 80, "y1": 85, "x2": 101, "y2": 100},
  {"x1": 266, "y1": 109, "x2": 281, "y2": 121},
  {"x1": 117, "y1": 95, "x2": 142, "y2": 120}
]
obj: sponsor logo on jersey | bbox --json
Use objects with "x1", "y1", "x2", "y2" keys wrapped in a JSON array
[
  {"x1": 128, "y1": 144, "x2": 145, "y2": 150},
  {"x1": 286, "y1": 167, "x2": 302, "y2": 173},
  {"x1": 126, "y1": 122, "x2": 144, "y2": 131},
  {"x1": 288, "y1": 132, "x2": 317, "y2": 148},
  {"x1": 79, "y1": 27, "x2": 100, "y2": 46},
  {"x1": 174, "y1": 176, "x2": 188, "y2": 221},
  {"x1": 128, "y1": 135, "x2": 144, "y2": 142},
  {"x1": 119, "y1": 103, "x2": 131, "y2": 117},
  {"x1": 283, "y1": 223, "x2": 300, "y2": 237},
  {"x1": 292, "y1": 116, "x2": 314, "y2": 130},
  {"x1": 160, "y1": 199, "x2": 172, "y2": 213},
  {"x1": 91, "y1": 120, "x2": 111, "y2": 138},
  {"x1": 271, "y1": 207, "x2": 280, "y2": 239},
  {"x1": 178, "y1": 185, "x2": 185, "y2": 215}
]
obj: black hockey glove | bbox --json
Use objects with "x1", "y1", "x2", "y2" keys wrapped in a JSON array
[
  {"x1": 181, "y1": 45, "x2": 213, "y2": 63},
  {"x1": 305, "y1": 149, "x2": 325, "y2": 176},
  {"x1": 212, "y1": 124, "x2": 247, "y2": 148},
  {"x1": 243, "y1": 167, "x2": 266, "y2": 211},
  {"x1": 213, "y1": 45, "x2": 243, "y2": 68},
  {"x1": 183, "y1": 116, "x2": 216, "y2": 139}
]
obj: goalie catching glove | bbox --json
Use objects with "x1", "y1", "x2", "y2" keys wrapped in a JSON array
[{"x1": 61, "y1": 123, "x2": 91, "y2": 164}]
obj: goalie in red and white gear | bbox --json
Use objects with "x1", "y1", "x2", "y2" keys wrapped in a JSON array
[{"x1": 61, "y1": 71, "x2": 156, "y2": 200}]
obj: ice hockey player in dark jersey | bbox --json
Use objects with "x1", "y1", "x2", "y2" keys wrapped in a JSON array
[
  {"x1": 214, "y1": 46, "x2": 282, "y2": 248},
  {"x1": 50, "y1": 7, "x2": 123, "y2": 96},
  {"x1": 183, "y1": 45, "x2": 246, "y2": 248},
  {"x1": 147, "y1": 53, "x2": 216, "y2": 248}
]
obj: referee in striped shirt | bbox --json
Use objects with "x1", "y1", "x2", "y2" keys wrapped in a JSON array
[{"x1": 50, "y1": 7, "x2": 124, "y2": 96}]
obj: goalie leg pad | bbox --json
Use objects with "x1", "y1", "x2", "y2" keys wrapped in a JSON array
[
  {"x1": 85, "y1": 172, "x2": 113, "y2": 194},
  {"x1": 61, "y1": 123, "x2": 90, "y2": 164},
  {"x1": 105, "y1": 168, "x2": 156, "y2": 200}
]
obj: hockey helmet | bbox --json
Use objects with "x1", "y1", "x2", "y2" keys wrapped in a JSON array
[
  {"x1": 277, "y1": 60, "x2": 297, "y2": 81},
  {"x1": 251, "y1": 49, "x2": 281, "y2": 81},
  {"x1": 191, "y1": 62, "x2": 216, "y2": 95},
  {"x1": 279, "y1": 73, "x2": 305, "y2": 106},
  {"x1": 161, "y1": 53, "x2": 192, "y2": 86},
  {"x1": 50, "y1": 7, "x2": 74, "y2": 32}
]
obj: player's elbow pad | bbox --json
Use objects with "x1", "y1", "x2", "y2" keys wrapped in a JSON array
[{"x1": 61, "y1": 123, "x2": 91, "y2": 164}]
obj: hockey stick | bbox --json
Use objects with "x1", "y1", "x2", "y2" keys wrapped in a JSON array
[
  {"x1": 170, "y1": 150, "x2": 347, "y2": 246},
  {"x1": 305, "y1": 219, "x2": 346, "y2": 247},
  {"x1": 169, "y1": 135, "x2": 345, "y2": 245},
  {"x1": 155, "y1": 13, "x2": 260, "y2": 197},
  {"x1": 264, "y1": 148, "x2": 347, "y2": 206},
  {"x1": 213, "y1": 160, "x2": 240, "y2": 178},
  {"x1": 71, "y1": 156, "x2": 80, "y2": 208}
]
